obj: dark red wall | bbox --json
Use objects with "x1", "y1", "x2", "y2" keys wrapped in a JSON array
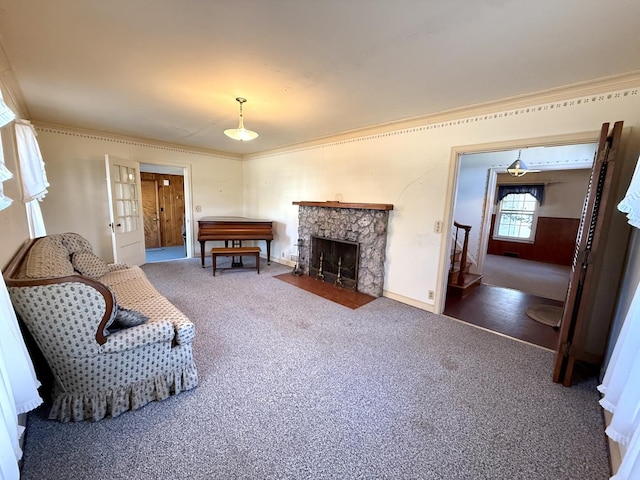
[{"x1": 487, "y1": 215, "x2": 579, "y2": 265}]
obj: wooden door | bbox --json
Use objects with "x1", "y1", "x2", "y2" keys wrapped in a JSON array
[
  {"x1": 158, "y1": 174, "x2": 185, "y2": 247},
  {"x1": 553, "y1": 121, "x2": 623, "y2": 386},
  {"x1": 141, "y1": 172, "x2": 185, "y2": 247},
  {"x1": 104, "y1": 155, "x2": 146, "y2": 265},
  {"x1": 142, "y1": 180, "x2": 161, "y2": 249}
]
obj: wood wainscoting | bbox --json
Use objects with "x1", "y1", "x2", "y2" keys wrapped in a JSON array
[
  {"x1": 141, "y1": 172, "x2": 185, "y2": 248},
  {"x1": 487, "y1": 215, "x2": 579, "y2": 265}
]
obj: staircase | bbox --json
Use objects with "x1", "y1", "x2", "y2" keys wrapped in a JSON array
[{"x1": 448, "y1": 221, "x2": 482, "y2": 298}]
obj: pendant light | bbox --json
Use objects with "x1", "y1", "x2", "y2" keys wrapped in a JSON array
[
  {"x1": 224, "y1": 97, "x2": 258, "y2": 141},
  {"x1": 506, "y1": 149, "x2": 529, "y2": 177}
]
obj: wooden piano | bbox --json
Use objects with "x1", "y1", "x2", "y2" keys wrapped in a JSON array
[{"x1": 197, "y1": 216, "x2": 274, "y2": 268}]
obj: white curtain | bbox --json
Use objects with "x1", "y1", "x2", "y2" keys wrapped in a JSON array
[
  {"x1": 0, "y1": 359, "x2": 21, "y2": 480},
  {"x1": 0, "y1": 274, "x2": 42, "y2": 414},
  {"x1": 598, "y1": 154, "x2": 640, "y2": 480},
  {"x1": 26, "y1": 200, "x2": 47, "y2": 238},
  {"x1": 0, "y1": 90, "x2": 16, "y2": 212},
  {"x1": 0, "y1": 93, "x2": 43, "y2": 479},
  {"x1": 0, "y1": 91, "x2": 16, "y2": 127},
  {"x1": 618, "y1": 154, "x2": 640, "y2": 228},
  {"x1": 14, "y1": 120, "x2": 48, "y2": 237},
  {"x1": 0, "y1": 273, "x2": 42, "y2": 480},
  {"x1": 0, "y1": 134, "x2": 14, "y2": 211},
  {"x1": 0, "y1": 139, "x2": 14, "y2": 211}
]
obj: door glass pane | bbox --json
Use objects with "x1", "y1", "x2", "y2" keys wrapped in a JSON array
[{"x1": 112, "y1": 162, "x2": 141, "y2": 233}]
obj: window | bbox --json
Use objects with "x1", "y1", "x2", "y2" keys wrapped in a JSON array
[{"x1": 493, "y1": 193, "x2": 539, "y2": 242}]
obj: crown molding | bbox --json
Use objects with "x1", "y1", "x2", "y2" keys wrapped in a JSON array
[
  {"x1": 244, "y1": 71, "x2": 640, "y2": 160},
  {"x1": 14, "y1": 69, "x2": 640, "y2": 162},
  {"x1": 33, "y1": 122, "x2": 242, "y2": 160}
]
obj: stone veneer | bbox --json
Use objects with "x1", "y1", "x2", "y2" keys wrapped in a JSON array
[{"x1": 297, "y1": 205, "x2": 391, "y2": 297}]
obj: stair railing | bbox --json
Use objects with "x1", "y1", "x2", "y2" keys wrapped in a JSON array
[{"x1": 450, "y1": 221, "x2": 472, "y2": 286}]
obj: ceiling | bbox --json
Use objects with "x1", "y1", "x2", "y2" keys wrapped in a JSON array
[{"x1": 0, "y1": 1, "x2": 639, "y2": 156}]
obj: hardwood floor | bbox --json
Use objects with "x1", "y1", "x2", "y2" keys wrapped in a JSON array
[
  {"x1": 274, "y1": 273, "x2": 376, "y2": 309},
  {"x1": 444, "y1": 284, "x2": 561, "y2": 350}
]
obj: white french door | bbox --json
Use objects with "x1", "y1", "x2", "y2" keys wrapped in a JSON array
[{"x1": 105, "y1": 154, "x2": 146, "y2": 265}]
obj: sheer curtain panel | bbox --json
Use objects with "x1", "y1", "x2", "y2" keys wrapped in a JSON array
[
  {"x1": 0, "y1": 275, "x2": 43, "y2": 477},
  {"x1": 0, "y1": 93, "x2": 43, "y2": 479},
  {"x1": 14, "y1": 120, "x2": 48, "y2": 236},
  {"x1": 598, "y1": 154, "x2": 640, "y2": 479},
  {"x1": 0, "y1": 89, "x2": 16, "y2": 211}
]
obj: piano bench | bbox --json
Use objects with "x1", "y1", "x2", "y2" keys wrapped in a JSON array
[{"x1": 211, "y1": 247, "x2": 262, "y2": 276}]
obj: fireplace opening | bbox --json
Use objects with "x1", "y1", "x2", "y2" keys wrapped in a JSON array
[{"x1": 310, "y1": 236, "x2": 360, "y2": 290}]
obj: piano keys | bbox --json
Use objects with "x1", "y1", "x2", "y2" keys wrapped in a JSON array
[{"x1": 197, "y1": 216, "x2": 274, "y2": 268}]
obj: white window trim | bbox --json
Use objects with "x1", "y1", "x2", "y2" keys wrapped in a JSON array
[{"x1": 493, "y1": 193, "x2": 539, "y2": 244}]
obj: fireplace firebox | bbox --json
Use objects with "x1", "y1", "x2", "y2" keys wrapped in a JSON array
[{"x1": 310, "y1": 236, "x2": 360, "y2": 290}]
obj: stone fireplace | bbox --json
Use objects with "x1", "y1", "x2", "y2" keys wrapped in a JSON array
[{"x1": 293, "y1": 201, "x2": 394, "y2": 297}]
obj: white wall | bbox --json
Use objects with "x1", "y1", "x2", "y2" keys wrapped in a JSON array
[
  {"x1": 243, "y1": 83, "x2": 640, "y2": 311},
  {"x1": 35, "y1": 128, "x2": 244, "y2": 262}
]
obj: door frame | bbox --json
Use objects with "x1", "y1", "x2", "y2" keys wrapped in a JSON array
[
  {"x1": 436, "y1": 130, "x2": 602, "y2": 314},
  {"x1": 138, "y1": 160, "x2": 194, "y2": 259}
]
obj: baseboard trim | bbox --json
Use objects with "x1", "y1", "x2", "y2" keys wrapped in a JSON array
[
  {"x1": 383, "y1": 290, "x2": 435, "y2": 312},
  {"x1": 268, "y1": 257, "x2": 295, "y2": 268}
]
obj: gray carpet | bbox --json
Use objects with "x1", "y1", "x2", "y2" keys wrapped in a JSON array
[
  {"x1": 20, "y1": 259, "x2": 610, "y2": 480},
  {"x1": 145, "y1": 245, "x2": 186, "y2": 263},
  {"x1": 483, "y1": 254, "x2": 571, "y2": 301}
]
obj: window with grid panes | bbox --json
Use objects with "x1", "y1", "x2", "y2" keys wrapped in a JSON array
[{"x1": 493, "y1": 193, "x2": 538, "y2": 242}]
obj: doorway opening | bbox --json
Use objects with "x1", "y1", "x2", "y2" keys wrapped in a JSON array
[
  {"x1": 441, "y1": 141, "x2": 598, "y2": 350},
  {"x1": 140, "y1": 163, "x2": 190, "y2": 263}
]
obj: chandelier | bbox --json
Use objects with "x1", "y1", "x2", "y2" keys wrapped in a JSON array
[
  {"x1": 506, "y1": 150, "x2": 529, "y2": 177},
  {"x1": 224, "y1": 97, "x2": 258, "y2": 141}
]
